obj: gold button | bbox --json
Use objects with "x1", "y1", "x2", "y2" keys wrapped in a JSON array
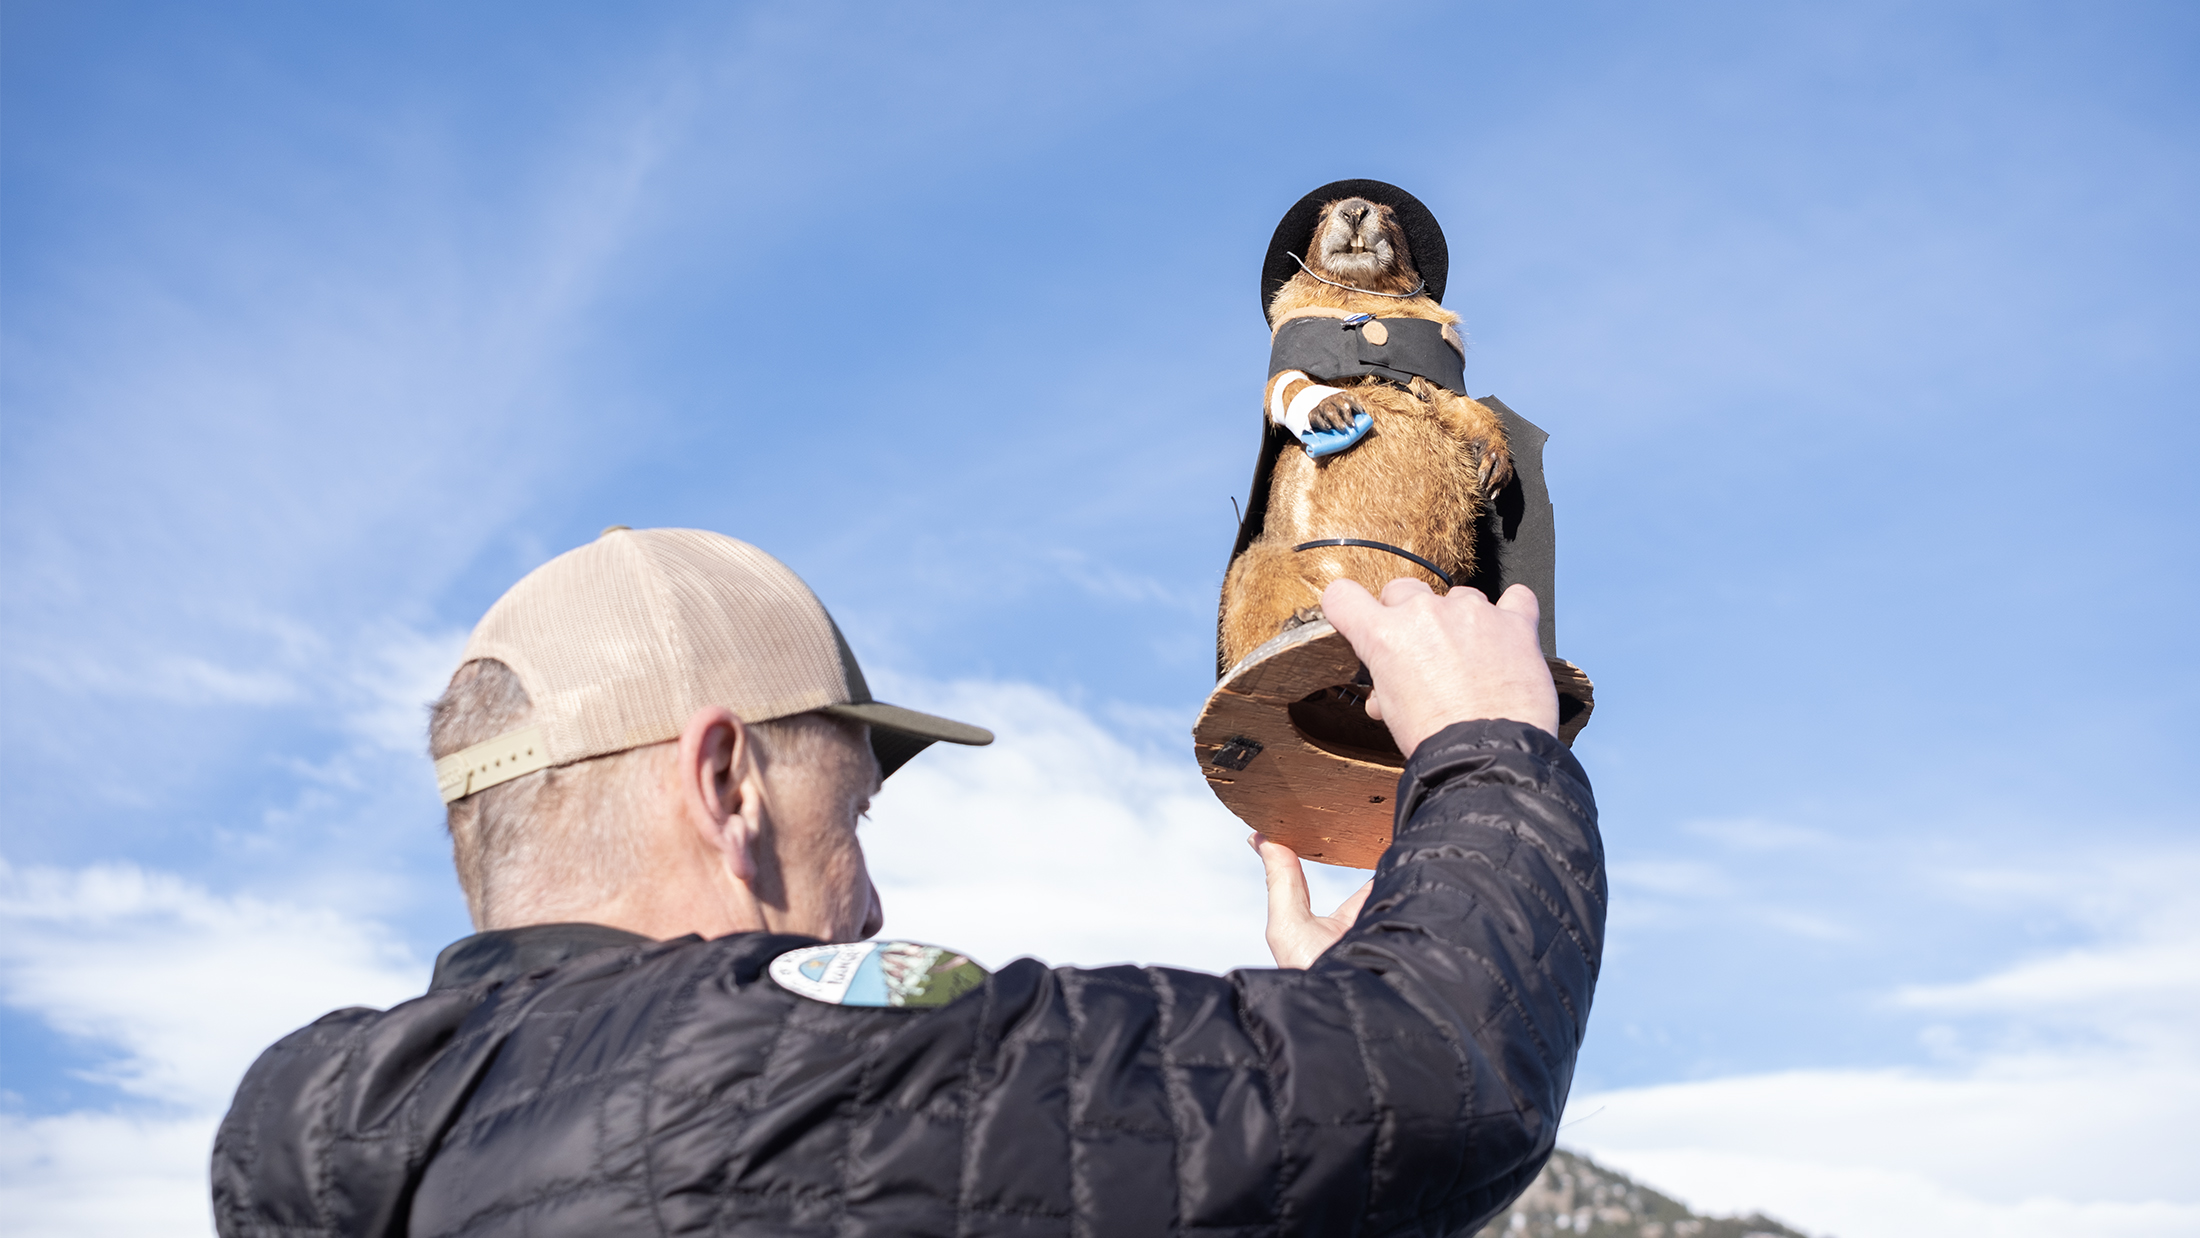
[{"x1": 1362, "y1": 320, "x2": 1389, "y2": 346}]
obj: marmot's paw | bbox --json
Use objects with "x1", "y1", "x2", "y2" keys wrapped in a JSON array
[
  {"x1": 1308, "y1": 392, "x2": 1366, "y2": 432},
  {"x1": 1279, "y1": 605, "x2": 1325, "y2": 634},
  {"x1": 1476, "y1": 438, "x2": 1516, "y2": 498}
]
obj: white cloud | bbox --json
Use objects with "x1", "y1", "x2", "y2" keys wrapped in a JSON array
[
  {"x1": 1897, "y1": 939, "x2": 2200, "y2": 1043},
  {"x1": 1562, "y1": 1144, "x2": 2199, "y2": 1238},
  {"x1": 1564, "y1": 853, "x2": 2200, "y2": 1238},
  {"x1": 864, "y1": 675, "x2": 1369, "y2": 974},
  {"x1": 0, "y1": 1111, "x2": 219, "y2": 1238},
  {"x1": 1566, "y1": 1053, "x2": 2200, "y2": 1230},
  {"x1": 0, "y1": 859, "x2": 425, "y2": 1111},
  {"x1": 1895, "y1": 857, "x2": 2200, "y2": 1062},
  {"x1": 0, "y1": 858, "x2": 426, "y2": 1238}
]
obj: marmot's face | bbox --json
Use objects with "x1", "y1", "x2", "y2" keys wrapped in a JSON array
[{"x1": 1309, "y1": 197, "x2": 1417, "y2": 285}]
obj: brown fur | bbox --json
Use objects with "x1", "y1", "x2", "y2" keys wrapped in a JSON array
[{"x1": 1218, "y1": 197, "x2": 1514, "y2": 671}]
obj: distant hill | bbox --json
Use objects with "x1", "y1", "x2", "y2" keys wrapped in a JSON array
[{"x1": 1473, "y1": 1148, "x2": 1816, "y2": 1238}]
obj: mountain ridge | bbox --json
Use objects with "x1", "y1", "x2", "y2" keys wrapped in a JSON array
[{"x1": 1475, "y1": 1148, "x2": 1816, "y2": 1238}]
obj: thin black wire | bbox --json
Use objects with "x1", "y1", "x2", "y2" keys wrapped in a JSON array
[{"x1": 1292, "y1": 538, "x2": 1454, "y2": 588}]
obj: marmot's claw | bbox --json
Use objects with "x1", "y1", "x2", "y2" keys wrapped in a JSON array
[
  {"x1": 1308, "y1": 393, "x2": 1363, "y2": 432},
  {"x1": 1476, "y1": 440, "x2": 1516, "y2": 498}
]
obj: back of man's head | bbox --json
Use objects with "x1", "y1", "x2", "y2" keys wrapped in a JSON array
[
  {"x1": 430, "y1": 661, "x2": 858, "y2": 928},
  {"x1": 426, "y1": 528, "x2": 989, "y2": 932}
]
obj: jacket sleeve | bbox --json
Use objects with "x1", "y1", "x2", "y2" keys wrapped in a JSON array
[
  {"x1": 205, "y1": 719, "x2": 1601, "y2": 1238},
  {"x1": 959, "y1": 718, "x2": 1603, "y2": 1238}
]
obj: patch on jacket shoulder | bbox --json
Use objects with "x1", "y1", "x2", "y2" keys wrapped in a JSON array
[{"x1": 768, "y1": 941, "x2": 988, "y2": 1008}]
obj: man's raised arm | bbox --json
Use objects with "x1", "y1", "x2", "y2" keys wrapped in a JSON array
[{"x1": 982, "y1": 578, "x2": 1602, "y2": 1235}]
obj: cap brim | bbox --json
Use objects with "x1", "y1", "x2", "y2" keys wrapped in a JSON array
[{"x1": 822, "y1": 701, "x2": 994, "y2": 778}]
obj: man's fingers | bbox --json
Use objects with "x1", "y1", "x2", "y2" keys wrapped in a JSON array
[
  {"x1": 1252, "y1": 833, "x2": 1313, "y2": 925},
  {"x1": 1495, "y1": 583, "x2": 1541, "y2": 626}
]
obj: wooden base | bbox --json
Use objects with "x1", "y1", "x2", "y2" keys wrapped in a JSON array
[{"x1": 1193, "y1": 620, "x2": 1594, "y2": 869}]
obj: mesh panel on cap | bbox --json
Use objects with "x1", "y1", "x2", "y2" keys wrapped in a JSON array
[{"x1": 456, "y1": 529, "x2": 859, "y2": 767}]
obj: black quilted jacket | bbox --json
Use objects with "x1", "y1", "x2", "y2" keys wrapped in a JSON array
[{"x1": 212, "y1": 720, "x2": 1605, "y2": 1237}]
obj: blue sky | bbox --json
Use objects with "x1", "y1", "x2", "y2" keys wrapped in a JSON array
[{"x1": 3, "y1": 3, "x2": 2196, "y2": 1235}]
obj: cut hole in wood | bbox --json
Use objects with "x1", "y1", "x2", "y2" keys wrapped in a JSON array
[{"x1": 1287, "y1": 685, "x2": 1402, "y2": 767}]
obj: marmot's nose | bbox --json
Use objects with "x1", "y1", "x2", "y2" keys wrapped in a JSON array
[{"x1": 1340, "y1": 200, "x2": 1370, "y2": 227}]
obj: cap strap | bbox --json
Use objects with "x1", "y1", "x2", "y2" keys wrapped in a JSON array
[{"x1": 434, "y1": 725, "x2": 552, "y2": 803}]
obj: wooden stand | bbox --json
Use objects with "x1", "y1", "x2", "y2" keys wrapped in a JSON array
[
  {"x1": 1202, "y1": 396, "x2": 1591, "y2": 869},
  {"x1": 1193, "y1": 619, "x2": 1593, "y2": 869}
]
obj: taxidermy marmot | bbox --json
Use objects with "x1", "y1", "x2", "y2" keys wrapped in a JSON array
[{"x1": 1218, "y1": 181, "x2": 1512, "y2": 672}]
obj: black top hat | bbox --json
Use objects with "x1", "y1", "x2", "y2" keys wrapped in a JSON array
[{"x1": 1261, "y1": 179, "x2": 1449, "y2": 322}]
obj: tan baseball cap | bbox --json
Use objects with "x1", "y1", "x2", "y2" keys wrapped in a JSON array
[{"x1": 434, "y1": 527, "x2": 991, "y2": 803}]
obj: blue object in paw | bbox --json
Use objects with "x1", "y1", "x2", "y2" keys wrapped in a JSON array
[{"x1": 1299, "y1": 411, "x2": 1373, "y2": 458}]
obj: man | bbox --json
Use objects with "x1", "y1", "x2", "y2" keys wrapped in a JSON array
[{"x1": 213, "y1": 527, "x2": 1603, "y2": 1238}]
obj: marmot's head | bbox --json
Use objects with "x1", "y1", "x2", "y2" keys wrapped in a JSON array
[{"x1": 1302, "y1": 197, "x2": 1423, "y2": 296}]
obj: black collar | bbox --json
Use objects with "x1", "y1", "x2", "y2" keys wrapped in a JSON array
[
  {"x1": 1268, "y1": 314, "x2": 1465, "y2": 396},
  {"x1": 429, "y1": 922, "x2": 655, "y2": 991}
]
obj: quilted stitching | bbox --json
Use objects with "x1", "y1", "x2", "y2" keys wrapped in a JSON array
[{"x1": 212, "y1": 720, "x2": 1604, "y2": 1238}]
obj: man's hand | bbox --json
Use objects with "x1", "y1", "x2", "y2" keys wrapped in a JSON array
[
  {"x1": 1254, "y1": 580, "x2": 1555, "y2": 965},
  {"x1": 1321, "y1": 577, "x2": 1558, "y2": 758},
  {"x1": 1253, "y1": 833, "x2": 1374, "y2": 968}
]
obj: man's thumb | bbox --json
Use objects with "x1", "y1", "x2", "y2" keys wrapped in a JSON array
[{"x1": 1320, "y1": 578, "x2": 1380, "y2": 641}]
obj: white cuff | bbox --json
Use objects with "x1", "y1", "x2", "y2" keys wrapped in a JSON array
[{"x1": 1268, "y1": 371, "x2": 1344, "y2": 438}]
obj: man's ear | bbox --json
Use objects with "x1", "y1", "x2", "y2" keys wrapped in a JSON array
[{"x1": 677, "y1": 705, "x2": 758, "y2": 883}]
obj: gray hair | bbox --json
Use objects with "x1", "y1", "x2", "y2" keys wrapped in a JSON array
[{"x1": 428, "y1": 658, "x2": 851, "y2": 929}]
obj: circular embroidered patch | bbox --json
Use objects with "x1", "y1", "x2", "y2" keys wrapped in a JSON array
[{"x1": 768, "y1": 941, "x2": 988, "y2": 1008}]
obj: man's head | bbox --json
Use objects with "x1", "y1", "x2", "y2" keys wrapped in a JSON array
[{"x1": 428, "y1": 528, "x2": 989, "y2": 940}]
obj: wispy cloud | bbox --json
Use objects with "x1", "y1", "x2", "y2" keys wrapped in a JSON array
[
  {"x1": 1893, "y1": 855, "x2": 2200, "y2": 1063},
  {"x1": 1897, "y1": 939, "x2": 2200, "y2": 1027},
  {"x1": 1607, "y1": 855, "x2": 1856, "y2": 941},
  {"x1": 1043, "y1": 548, "x2": 1208, "y2": 613},
  {"x1": 0, "y1": 30, "x2": 700, "y2": 865},
  {"x1": 338, "y1": 623, "x2": 472, "y2": 754},
  {"x1": 1610, "y1": 858, "x2": 1732, "y2": 899},
  {"x1": 1682, "y1": 817, "x2": 1831, "y2": 852}
]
